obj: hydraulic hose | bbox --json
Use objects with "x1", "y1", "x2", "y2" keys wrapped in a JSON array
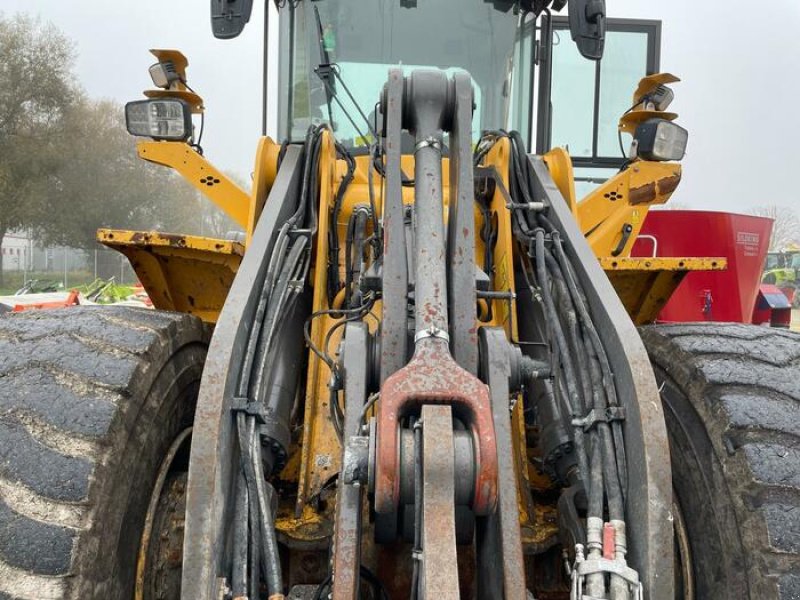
[
  {"x1": 237, "y1": 223, "x2": 291, "y2": 400},
  {"x1": 549, "y1": 230, "x2": 628, "y2": 497},
  {"x1": 231, "y1": 472, "x2": 249, "y2": 598},
  {"x1": 544, "y1": 251, "x2": 612, "y2": 522},
  {"x1": 534, "y1": 228, "x2": 590, "y2": 485},
  {"x1": 230, "y1": 125, "x2": 331, "y2": 598},
  {"x1": 329, "y1": 143, "x2": 356, "y2": 302},
  {"x1": 251, "y1": 238, "x2": 309, "y2": 405},
  {"x1": 253, "y1": 430, "x2": 284, "y2": 598}
]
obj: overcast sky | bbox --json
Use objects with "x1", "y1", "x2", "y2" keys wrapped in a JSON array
[{"x1": 4, "y1": 0, "x2": 800, "y2": 213}]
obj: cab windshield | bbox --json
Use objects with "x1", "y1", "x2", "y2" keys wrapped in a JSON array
[{"x1": 277, "y1": 0, "x2": 528, "y2": 149}]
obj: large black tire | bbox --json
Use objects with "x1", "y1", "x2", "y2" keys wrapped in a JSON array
[
  {"x1": 0, "y1": 306, "x2": 207, "y2": 599},
  {"x1": 641, "y1": 323, "x2": 800, "y2": 600}
]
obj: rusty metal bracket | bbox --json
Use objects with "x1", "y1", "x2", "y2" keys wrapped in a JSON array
[
  {"x1": 446, "y1": 72, "x2": 479, "y2": 375},
  {"x1": 331, "y1": 323, "x2": 370, "y2": 600},
  {"x1": 374, "y1": 342, "x2": 498, "y2": 517},
  {"x1": 420, "y1": 405, "x2": 460, "y2": 600},
  {"x1": 476, "y1": 328, "x2": 527, "y2": 600}
]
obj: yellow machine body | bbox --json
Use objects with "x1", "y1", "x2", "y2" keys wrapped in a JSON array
[
  {"x1": 99, "y1": 70, "x2": 725, "y2": 550},
  {"x1": 101, "y1": 109, "x2": 724, "y2": 328}
]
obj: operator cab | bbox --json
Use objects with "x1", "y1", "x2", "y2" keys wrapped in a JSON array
[
  {"x1": 210, "y1": 0, "x2": 612, "y2": 154},
  {"x1": 272, "y1": 0, "x2": 667, "y2": 196},
  {"x1": 277, "y1": 0, "x2": 523, "y2": 150}
]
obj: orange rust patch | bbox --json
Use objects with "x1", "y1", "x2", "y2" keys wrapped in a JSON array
[{"x1": 629, "y1": 182, "x2": 656, "y2": 205}]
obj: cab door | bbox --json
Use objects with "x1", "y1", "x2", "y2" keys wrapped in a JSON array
[{"x1": 535, "y1": 16, "x2": 662, "y2": 197}]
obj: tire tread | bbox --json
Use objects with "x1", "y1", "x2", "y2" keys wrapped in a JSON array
[
  {"x1": 0, "y1": 307, "x2": 205, "y2": 599},
  {"x1": 642, "y1": 323, "x2": 800, "y2": 600}
]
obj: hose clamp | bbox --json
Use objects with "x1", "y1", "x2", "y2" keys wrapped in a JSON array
[
  {"x1": 414, "y1": 136, "x2": 442, "y2": 154},
  {"x1": 414, "y1": 326, "x2": 450, "y2": 344},
  {"x1": 571, "y1": 406, "x2": 626, "y2": 432}
]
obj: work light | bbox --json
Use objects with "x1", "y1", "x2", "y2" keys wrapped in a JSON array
[
  {"x1": 633, "y1": 118, "x2": 688, "y2": 162},
  {"x1": 125, "y1": 99, "x2": 193, "y2": 141},
  {"x1": 148, "y1": 61, "x2": 181, "y2": 89},
  {"x1": 645, "y1": 85, "x2": 674, "y2": 111}
]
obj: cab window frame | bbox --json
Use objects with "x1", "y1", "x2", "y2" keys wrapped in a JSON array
[{"x1": 535, "y1": 16, "x2": 662, "y2": 170}]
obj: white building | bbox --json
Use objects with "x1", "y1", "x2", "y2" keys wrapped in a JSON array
[{"x1": 0, "y1": 231, "x2": 33, "y2": 272}]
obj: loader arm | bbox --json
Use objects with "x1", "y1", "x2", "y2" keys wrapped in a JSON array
[
  {"x1": 180, "y1": 67, "x2": 673, "y2": 599},
  {"x1": 100, "y1": 1, "x2": 726, "y2": 597}
]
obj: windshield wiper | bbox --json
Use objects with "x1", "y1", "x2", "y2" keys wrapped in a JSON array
[{"x1": 312, "y1": 6, "x2": 377, "y2": 142}]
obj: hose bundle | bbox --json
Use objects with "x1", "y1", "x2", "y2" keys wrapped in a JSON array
[
  {"x1": 229, "y1": 124, "x2": 329, "y2": 600},
  {"x1": 475, "y1": 130, "x2": 628, "y2": 530}
]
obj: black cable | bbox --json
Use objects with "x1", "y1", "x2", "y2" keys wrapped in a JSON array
[
  {"x1": 543, "y1": 251, "x2": 590, "y2": 412},
  {"x1": 251, "y1": 239, "x2": 308, "y2": 404},
  {"x1": 535, "y1": 229, "x2": 590, "y2": 488},
  {"x1": 299, "y1": 125, "x2": 326, "y2": 234},
  {"x1": 371, "y1": 146, "x2": 415, "y2": 187},
  {"x1": 617, "y1": 128, "x2": 628, "y2": 160},
  {"x1": 325, "y1": 296, "x2": 376, "y2": 369},
  {"x1": 178, "y1": 76, "x2": 205, "y2": 154},
  {"x1": 228, "y1": 124, "x2": 329, "y2": 596},
  {"x1": 194, "y1": 112, "x2": 205, "y2": 154},
  {"x1": 253, "y1": 436, "x2": 283, "y2": 596},
  {"x1": 294, "y1": 126, "x2": 320, "y2": 228},
  {"x1": 313, "y1": 574, "x2": 332, "y2": 600},
  {"x1": 237, "y1": 224, "x2": 290, "y2": 401},
  {"x1": 344, "y1": 209, "x2": 358, "y2": 309},
  {"x1": 329, "y1": 385, "x2": 344, "y2": 441},
  {"x1": 313, "y1": 566, "x2": 390, "y2": 600},
  {"x1": 487, "y1": 126, "x2": 631, "y2": 527},
  {"x1": 585, "y1": 333, "x2": 624, "y2": 520},
  {"x1": 360, "y1": 565, "x2": 391, "y2": 600},
  {"x1": 303, "y1": 301, "x2": 375, "y2": 369},
  {"x1": 588, "y1": 433, "x2": 604, "y2": 521},
  {"x1": 548, "y1": 229, "x2": 628, "y2": 497},
  {"x1": 303, "y1": 296, "x2": 376, "y2": 442},
  {"x1": 236, "y1": 413, "x2": 267, "y2": 595},
  {"x1": 231, "y1": 472, "x2": 249, "y2": 597},
  {"x1": 329, "y1": 142, "x2": 356, "y2": 303},
  {"x1": 546, "y1": 233, "x2": 625, "y2": 513},
  {"x1": 322, "y1": 296, "x2": 376, "y2": 440}
]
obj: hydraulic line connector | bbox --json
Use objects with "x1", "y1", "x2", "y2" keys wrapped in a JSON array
[{"x1": 570, "y1": 519, "x2": 643, "y2": 600}]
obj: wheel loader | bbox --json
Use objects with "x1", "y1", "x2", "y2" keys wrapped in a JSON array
[{"x1": 1, "y1": 1, "x2": 798, "y2": 599}]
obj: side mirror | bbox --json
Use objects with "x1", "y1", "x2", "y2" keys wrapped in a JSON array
[
  {"x1": 211, "y1": 0, "x2": 254, "y2": 40},
  {"x1": 568, "y1": 0, "x2": 606, "y2": 60}
]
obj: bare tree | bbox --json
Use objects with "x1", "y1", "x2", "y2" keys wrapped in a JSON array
[{"x1": 750, "y1": 205, "x2": 800, "y2": 251}]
